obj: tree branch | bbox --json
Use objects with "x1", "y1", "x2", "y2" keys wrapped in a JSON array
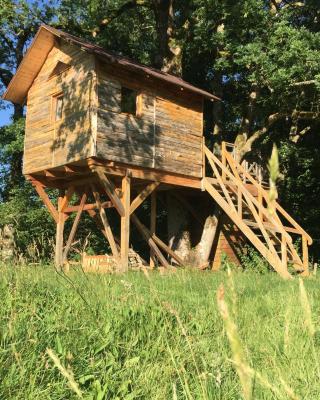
[
  {"x1": 290, "y1": 80, "x2": 316, "y2": 87},
  {"x1": 0, "y1": 67, "x2": 13, "y2": 88},
  {"x1": 92, "y1": 0, "x2": 150, "y2": 36}
]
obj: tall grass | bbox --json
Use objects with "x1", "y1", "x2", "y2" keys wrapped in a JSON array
[{"x1": 0, "y1": 264, "x2": 320, "y2": 399}]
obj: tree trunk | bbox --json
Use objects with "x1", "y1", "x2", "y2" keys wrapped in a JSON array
[
  {"x1": 167, "y1": 193, "x2": 191, "y2": 262},
  {"x1": 194, "y1": 212, "x2": 220, "y2": 268},
  {"x1": 152, "y1": 0, "x2": 182, "y2": 75},
  {"x1": 167, "y1": 192, "x2": 221, "y2": 268}
]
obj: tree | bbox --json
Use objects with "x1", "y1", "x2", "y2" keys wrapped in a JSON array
[
  {"x1": 0, "y1": 0, "x2": 56, "y2": 196},
  {"x1": 1, "y1": 0, "x2": 320, "y2": 262}
]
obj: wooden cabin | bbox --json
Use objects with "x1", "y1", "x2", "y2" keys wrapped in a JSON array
[{"x1": 3, "y1": 25, "x2": 312, "y2": 278}]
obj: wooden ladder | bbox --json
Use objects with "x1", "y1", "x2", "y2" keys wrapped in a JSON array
[{"x1": 202, "y1": 142, "x2": 312, "y2": 279}]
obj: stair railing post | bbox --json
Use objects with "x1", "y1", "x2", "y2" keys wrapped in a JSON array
[
  {"x1": 237, "y1": 186, "x2": 242, "y2": 217},
  {"x1": 281, "y1": 233, "x2": 287, "y2": 269},
  {"x1": 302, "y1": 235, "x2": 309, "y2": 273},
  {"x1": 202, "y1": 136, "x2": 206, "y2": 178},
  {"x1": 258, "y1": 187, "x2": 263, "y2": 220},
  {"x1": 221, "y1": 141, "x2": 226, "y2": 181}
]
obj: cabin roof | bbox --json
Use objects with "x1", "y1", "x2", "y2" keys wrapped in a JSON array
[{"x1": 2, "y1": 25, "x2": 220, "y2": 105}]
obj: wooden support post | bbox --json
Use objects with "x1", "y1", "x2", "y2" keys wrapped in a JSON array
[
  {"x1": 302, "y1": 236, "x2": 309, "y2": 275},
  {"x1": 62, "y1": 193, "x2": 87, "y2": 264},
  {"x1": 237, "y1": 186, "x2": 242, "y2": 217},
  {"x1": 120, "y1": 175, "x2": 131, "y2": 272},
  {"x1": 150, "y1": 191, "x2": 157, "y2": 268},
  {"x1": 202, "y1": 136, "x2": 206, "y2": 178},
  {"x1": 55, "y1": 190, "x2": 66, "y2": 270},
  {"x1": 281, "y1": 233, "x2": 287, "y2": 268},
  {"x1": 258, "y1": 188, "x2": 263, "y2": 220},
  {"x1": 221, "y1": 141, "x2": 226, "y2": 181}
]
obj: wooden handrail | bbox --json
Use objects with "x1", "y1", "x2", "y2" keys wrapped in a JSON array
[
  {"x1": 204, "y1": 143, "x2": 310, "y2": 274},
  {"x1": 222, "y1": 146, "x2": 312, "y2": 245},
  {"x1": 204, "y1": 146, "x2": 293, "y2": 244}
]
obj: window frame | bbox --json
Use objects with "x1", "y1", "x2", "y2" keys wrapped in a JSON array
[
  {"x1": 51, "y1": 92, "x2": 64, "y2": 122},
  {"x1": 120, "y1": 86, "x2": 142, "y2": 117}
]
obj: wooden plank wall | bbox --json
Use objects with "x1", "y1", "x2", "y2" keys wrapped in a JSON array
[
  {"x1": 96, "y1": 62, "x2": 203, "y2": 178},
  {"x1": 24, "y1": 42, "x2": 95, "y2": 174},
  {"x1": 212, "y1": 218, "x2": 243, "y2": 270}
]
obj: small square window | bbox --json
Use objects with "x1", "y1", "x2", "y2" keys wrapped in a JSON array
[
  {"x1": 121, "y1": 87, "x2": 137, "y2": 115},
  {"x1": 54, "y1": 94, "x2": 64, "y2": 121}
]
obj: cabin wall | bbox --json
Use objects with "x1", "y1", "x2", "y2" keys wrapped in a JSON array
[
  {"x1": 24, "y1": 42, "x2": 95, "y2": 174},
  {"x1": 96, "y1": 62, "x2": 203, "y2": 178}
]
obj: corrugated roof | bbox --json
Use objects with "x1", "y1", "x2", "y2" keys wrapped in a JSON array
[{"x1": 3, "y1": 24, "x2": 220, "y2": 104}]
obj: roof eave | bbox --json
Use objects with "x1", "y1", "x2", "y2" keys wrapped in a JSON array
[{"x1": 2, "y1": 25, "x2": 55, "y2": 105}]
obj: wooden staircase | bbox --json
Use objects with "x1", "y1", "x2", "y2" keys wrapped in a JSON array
[{"x1": 202, "y1": 142, "x2": 312, "y2": 279}]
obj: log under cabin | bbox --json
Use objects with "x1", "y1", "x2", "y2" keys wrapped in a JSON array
[{"x1": 3, "y1": 25, "x2": 312, "y2": 278}]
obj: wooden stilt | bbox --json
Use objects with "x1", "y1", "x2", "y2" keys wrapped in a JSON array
[
  {"x1": 55, "y1": 190, "x2": 66, "y2": 270},
  {"x1": 120, "y1": 175, "x2": 131, "y2": 272},
  {"x1": 150, "y1": 191, "x2": 157, "y2": 268}
]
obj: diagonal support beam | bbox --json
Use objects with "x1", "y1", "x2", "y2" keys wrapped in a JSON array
[
  {"x1": 130, "y1": 213, "x2": 184, "y2": 267},
  {"x1": 33, "y1": 183, "x2": 59, "y2": 223},
  {"x1": 62, "y1": 192, "x2": 87, "y2": 263},
  {"x1": 91, "y1": 184, "x2": 119, "y2": 259},
  {"x1": 95, "y1": 168, "x2": 125, "y2": 216},
  {"x1": 130, "y1": 181, "x2": 160, "y2": 214}
]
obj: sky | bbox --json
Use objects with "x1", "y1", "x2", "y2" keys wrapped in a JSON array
[{"x1": 0, "y1": 106, "x2": 13, "y2": 127}]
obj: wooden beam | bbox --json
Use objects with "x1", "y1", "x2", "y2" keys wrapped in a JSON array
[
  {"x1": 130, "y1": 182, "x2": 160, "y2": 214},
  {"x1": 55, "y1": 190, "x2": 66, "y2": 269},
  {"x1": 91, "y1": 184, "x2": 119, "y2": 259},
  {"x1": 120, "y1": 175, "x2": 131, "y2": 271},
  {"x1": 150, "y1": 191, "x2": 157, "y2": 269},
  {"x1": 152, "y1": 232, "x2": 184, "y2": 266},
  {"x1": 95, "y1": 168, "x2": 125, "y2": 217},
  {"x1": 60, "y1": 186, "x2": 75, "y2": 212},
  {"x1": 33, "y1": 183, "x2": 58, "y2": 223},
  {"x1": 62, "y1": 193, "x2": 87, "y2": 263},
  {"x1": 62, "y1": 175, "x2": 98, "y2": 189},
  {"x1": 64, "y1": 200, "x2": 113, "y2": 213},
  {"x1": 131, "y1": 213, "x2": 170, "y2": 268},
  {"x1": 88, "y1": 159, "x2": 202, "y2": 189}
]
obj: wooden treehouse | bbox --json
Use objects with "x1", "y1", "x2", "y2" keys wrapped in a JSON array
[{"x1": 3, "y1": 25, "x2": 312, "y2": 278}]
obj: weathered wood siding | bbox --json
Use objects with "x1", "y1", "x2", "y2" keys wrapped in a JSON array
[
  {"x1": 24, "y1": 42, "x2": 95, "y2": 174},
  {"x1": 96, "y1": 62, "x2": 203, "y2": 178}
]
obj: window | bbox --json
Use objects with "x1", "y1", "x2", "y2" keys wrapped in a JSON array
[
  {"x1": 120, "y1": 87, "x2": 138, "y2": 115},
  {"x1": 53, "y1": 93, "x2": 64, "y2": 121},
  {"x1": 48, "y1": 61, "x2": 70, "y2": 79}
]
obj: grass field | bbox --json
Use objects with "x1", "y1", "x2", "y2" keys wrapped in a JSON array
[{"x1": 0, "y1": 264, "x2": 320, "y2": 399}]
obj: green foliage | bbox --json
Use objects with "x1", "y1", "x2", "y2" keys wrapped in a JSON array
[
  {"x1": 1, "y1": 267, "x2": 320, "y2": 398},
  {"x1": 0, "y1": 182, "x2": 56, "y2": 259}
]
